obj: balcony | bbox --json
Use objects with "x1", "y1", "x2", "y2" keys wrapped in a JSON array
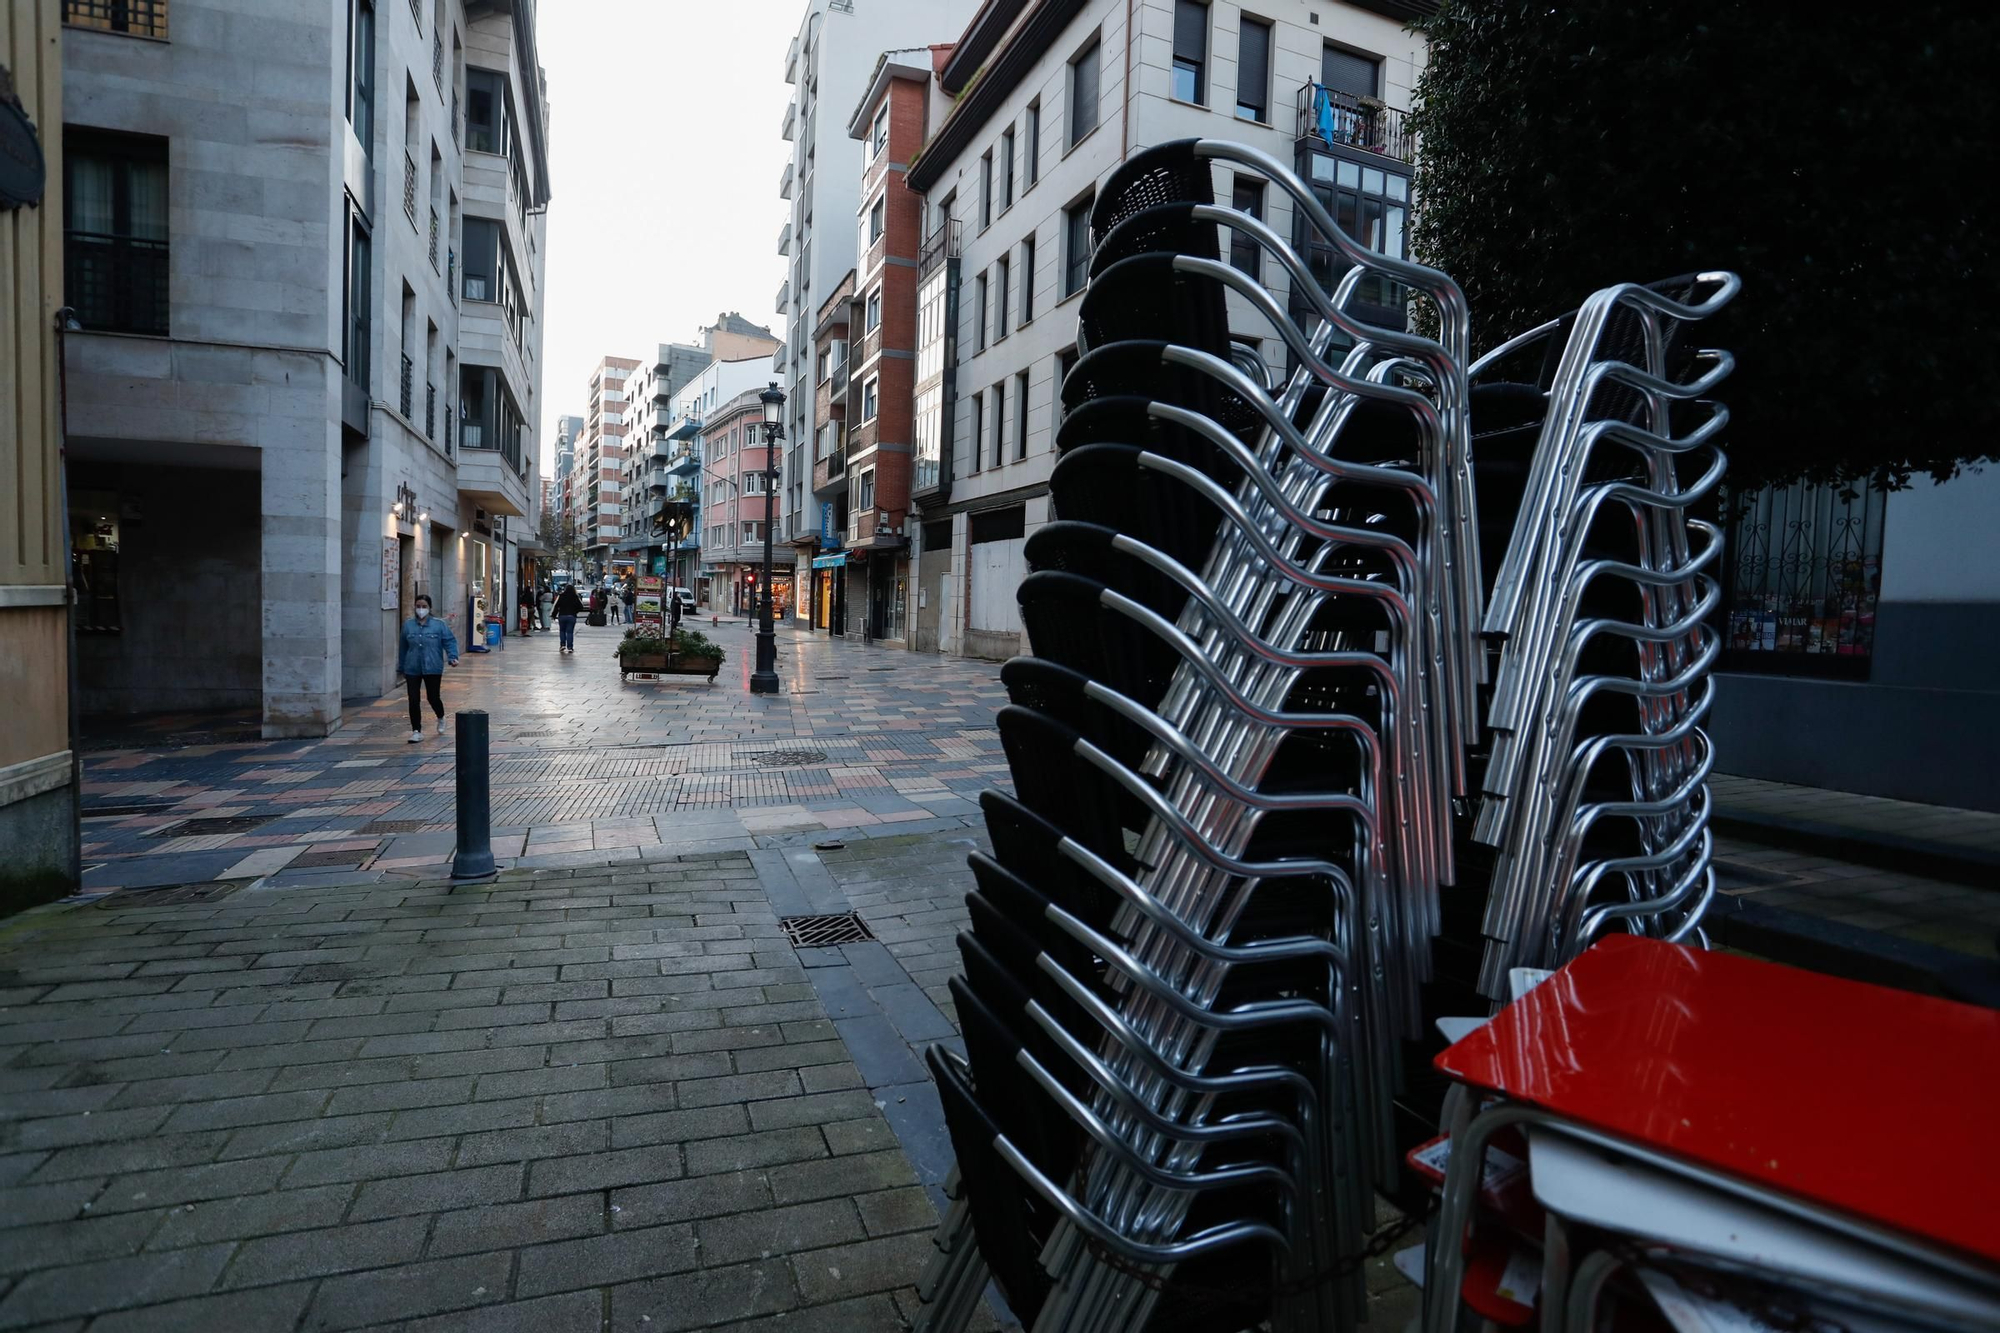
[
  {"x1": 666, "y1": 413, "x2": 701, "y2": 443},
  {"x1": 919, "y1": 218, "x2": 962, "y2": 280},
  {"x1": 457, "y1": 446, "x2": 529, "y2": 518},
  {"x1": 778, "y1": 158, "x2": 793, "y2": 201},
  {"x1": 646, "y1": 466, "x2": 672, "y2": 492},
  {"x1": 781, "y1": 99, "x2": 797, "y2": 142},
  {"x1": 775, "y1": 278, "x2": 790, "y2": 314},
  {"x1": 776, "y1": 220, "x2": 792, "y2": 257},
  {"x1": 1294, "y1": 82, "x2": 1413, "y2": 164},
  {"x1": 784, "y1": 33, "x2": 799, "y2": 85},
  {"x1": 403, "y1": 151, "x2": 419, "y2": 225},
  {"x1": 666, "y1": 448, "x2": 701, "y2": 477},
  {"x1": 429, "y1": 207, "x2": 440, "y2": 271}
]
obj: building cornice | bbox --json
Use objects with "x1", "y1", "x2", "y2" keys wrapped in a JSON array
[{"x1": 909, "y1": 0, "x2": 1090, "y2": 194}]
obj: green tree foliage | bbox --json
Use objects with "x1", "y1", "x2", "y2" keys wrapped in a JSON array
[{"x1": 1404, "y1": 1, "x2": 1998, "y2": 491}]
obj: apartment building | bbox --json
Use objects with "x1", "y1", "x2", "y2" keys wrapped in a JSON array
[
  {"x1": 615, "y1": 316, "x2": 781, "y2": 589},
  {"x1": 806, "y1": 274, "x2": 855, "y2": 633},
  {"x1": 903, "y1": 0, "x2": 1425, "y2": 657},
  {"x1": 1, "y1": 0, "x2": 77, "y2": 900},
  {"x1": 552, "y1": 411, "x2": 582, "y2": 557},
  {"x1": 775, "y1": 0, "x2": 977, "y2": 610},
  {"x1": 825, "y1": 47, "x2": 956, "y2": 645},
  {"x1": 685, "y1": 358, "x2": 795, "y2": 616},
  {"x1": 579, "y1": 355, "x2": 638, "y2": 576},
  {"x1": 59, "y1": 0, "x2": 551, "y2": 725}
]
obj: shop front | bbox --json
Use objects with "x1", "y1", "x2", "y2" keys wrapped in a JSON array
[{"x1": 812, "y1": 550, "x2": 847, "y2": 635}]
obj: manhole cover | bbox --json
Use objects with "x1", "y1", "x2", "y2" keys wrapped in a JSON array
[
  {"x1": 97, "y1": 882, "x2": 241, "y2": 908},
  {"x1": 778, "y1": 912, "x2": 876, "y2": 948},
  {"x1": 752, "y1": 749, "x2": 829, "y2": 769},
  {"x1": 150, "y1": 815, "x2": 275, "y2": 838},
  {"x1": 289, "y1": 848, "x2": 374, "y2": 869}
]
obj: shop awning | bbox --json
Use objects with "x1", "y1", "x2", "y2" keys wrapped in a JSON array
[{"x1": 811, "y1": 552, "x2": 847, "y2": 569}]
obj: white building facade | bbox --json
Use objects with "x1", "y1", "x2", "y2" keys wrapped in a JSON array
[
  {"x1": 60, "y1": 0, "x2": 550, "y2": 730},
  {"x1": 905, "y1": 0, "x2": 1425, "y2": 657},
  {"x1": 775, "y1": 0, "x2": 978, "y2": 576}
]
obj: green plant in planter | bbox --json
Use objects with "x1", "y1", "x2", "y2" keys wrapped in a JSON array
[
  {"x1": 615, "y1": 629, "x2": 673, "y2": 660},
  {"x1": 670, "y1": 628, "x2": 725, "y2": 661}
]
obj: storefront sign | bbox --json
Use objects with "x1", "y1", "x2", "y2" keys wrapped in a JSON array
[
  {"x1": 652, "y1": 554, "x2": 666, "y2": 575},
  {"x1": 820, "y1": 502, "x2": 836, "y2": 545},
  {"x1": 811, "y1": 551, "x2": 847, "y2": 569}
]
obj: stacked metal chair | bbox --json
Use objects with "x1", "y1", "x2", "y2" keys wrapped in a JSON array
[
  {"x1": 914, "y1": 137, "x2": 1480, "y2": 1333},
  {"x1": 911, "y1": 133, "x2": 1741, "y2": 1333},
  {"x1": 1466, "y1": 273, "x2": 1738, "y2": 991}
]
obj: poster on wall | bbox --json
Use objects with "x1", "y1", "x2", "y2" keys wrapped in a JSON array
[{"x1": 381, "y1": 538, "x2": 399, "y2": 610}]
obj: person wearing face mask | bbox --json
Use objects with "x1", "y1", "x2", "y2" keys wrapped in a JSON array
[{"x1": 399, "y1": 594, "x2": 460, "y2": 742}]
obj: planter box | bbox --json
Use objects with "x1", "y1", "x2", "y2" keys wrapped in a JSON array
[{"x1": 619, "y1": 652, "x2": 721, "y2": 682}]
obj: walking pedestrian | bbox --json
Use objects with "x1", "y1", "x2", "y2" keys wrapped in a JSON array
[
  {"x1": 621, "y1": 580, "x2": 637, "y2": 626},
  {"x1": 398, "y1": 594, "x2": 459, "y2": 742},
  {"x1": 537, "y1": 583, "x2": 555, "y2": 632},
  {"x1": 554, "y1": 583, "x2": 583, "y2": 653}
]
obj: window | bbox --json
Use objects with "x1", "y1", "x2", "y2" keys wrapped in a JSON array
[
  {"x1": 465, "y1": 68, "x2": 506, "y2": 154},
  {"x1": 862, "y1": 376, "x2": 878, "y2": 421},
  {"x1": 1025, "y1": 101, "x2": 1040, "y2": 188},
  {"x1": 66, "y1": 0, "x2": 169, "y2": 38},
  {"x1": 1015, "y1": 371, "x2": 1030, "y2": 460},
  {"x1": 865, "y1": 289, "x2": 881, "y2": 332},
  {"x1": 1722, "y1": 481, "x2": 1886, "y2": 678},
  {"x1": 345, "y1": 211, "x2": 371, "y2": 388},
  {"x1": 1055, "y1": 346, "x2": 1079, "y2": 428},
  {"x1": 979, "y1": 151, "x2": 992, "y2": 229},
  {"x1": 744, "y1": 471, "x2": 768, "y2": 493},
  {"x1": 975, "y1": 272, "x2": 989, "y2": 350},
  {"x1": 871, "y1": 106, "x2": 888, "y2": 158},
  {"x1": 1230, "y1": 175, "x2": 1264, "y2": 279},
  {"x1": 994, "y1": 254, "x2": 1010, "y2": 338},
  {"x1": 459, "y1": 365, "x2": 524, "y2": 470},
  {"x1": 857, "y1": 468, "x2": 876, "y2": 509},
  {"x1": 743, "y1": 521, "x2": 763, "y2": 544},
  {"x1": 348, "y1": 0, "x2": 375, "y2": 152},
  {"x1": 1321, "y1": 44, "x2": 1380, "y2": 98},
  {"x1": 1173, "y1": 0, "x2": 1208, "y2": 103},
  {"x1": 1000, "y1": 126, "x2": 1015, "y2": 211},
  {"x1": 1069, "y1": 38, "x2": 1100, "y2": 146},
  {"x1": 1235, "y1": 17, "x2": 1271, "y2": 122},
  {"x1": 1020, "y1": 233, "x2": 1036, "y2": 323},
  {"x1": 1062, "y1": 194, "x2": 1093, "y2": 297},
  {"x1": 868, "y1": 194, "x2": 885, "y2": 243},
  {"x1": 462, "y1": 217, "x2": 498, "y2": 300},
  {"x1": 991, "y1": 380, "x2": 1005, "y2": 465},
  {"x1": 969, "y1": 391, "x2": 984, "y2": 472},
  {"x1": 63, "y1": 129, "x2": 169, "y2": 336}
]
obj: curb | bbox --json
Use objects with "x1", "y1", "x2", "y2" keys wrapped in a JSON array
[{"x1": 1710, "y1": 808, "x2": 1999, "y2": 890}]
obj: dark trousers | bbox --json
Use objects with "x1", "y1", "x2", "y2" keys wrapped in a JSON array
[
  {"x1": 558, "y1": 614, "x2": 577, "y2": 648},
  {"x1": 406, "y1": 673, "x2": 444, "y2": 729}
]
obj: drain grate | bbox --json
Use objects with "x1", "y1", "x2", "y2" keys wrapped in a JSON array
[
  {"x1": 362, "y1": 819, "x2": 429, "y2": 834},
  {"x1": 778, "y1": 912, "x2": 876, "y2": 949},
  {"x1": 288, "y1": 847, "x2": 375, "y2": 869},
  {"x1": 752, "y1": 749, "x2": 829, "y2": 769},
  {"x1": 84, "y1": 804, "x2": 176, "y2": 819},
  {"x1": 149, "y1": 815, "x2": 276, "y2": 838}
]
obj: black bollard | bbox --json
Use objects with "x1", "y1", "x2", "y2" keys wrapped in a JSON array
[{"x1": 450, "y1": 710, "x2": 497, "y2": 881}]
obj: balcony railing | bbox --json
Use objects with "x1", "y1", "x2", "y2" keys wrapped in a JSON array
[
  {"x1": 399, "y1": 352, "x2": 414, "y2": 418},
  {"x1": 919, "y1": 218, "x2": 962, "y2": 280},
  {"x1": 447, "y1": 249, "x2": 457, "y2": 305},
  {"x1": 451, "y1": 89, "x2": 460, "y2": 148},
  {"x1": 432, "y1": 29, "x2": 444, "y2": 94},
  {"x1": 64, "y1": 231, "x2": 168, "y2": 335},
  {"x1": 1294, "y1": 82, "x2": 1413, "y2": 164},
  {"x1": 429, "y1": 207, "x2": 440, "y2": 271},
  {"x1": 425, "y1": 381, "x2": 436, "y2": 442},
  {"x1": 403, "y1": 151, "x2": 419, "y2": 224},
  {"x1": 63, "y1": 0, "x2": 167, "y2": 38}
]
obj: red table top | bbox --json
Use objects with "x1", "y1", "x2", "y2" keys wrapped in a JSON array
[{"x1": 1435, "y1": 934, "x2": 2000, "y2": 1267}]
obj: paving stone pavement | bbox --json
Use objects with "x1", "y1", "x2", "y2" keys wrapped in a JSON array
[
  {"x1": 76, "y1": 622, "x2": 1009, "y2": 895},
  {"x1": 0, "y1": 855, "x2": 1009, "y2": 1333}
]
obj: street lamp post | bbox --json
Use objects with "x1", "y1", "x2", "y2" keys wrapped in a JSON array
[{"x1": 749, "y1": 382, "x2": 786, "y2": 695}]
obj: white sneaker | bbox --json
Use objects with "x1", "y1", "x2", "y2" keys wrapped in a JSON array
[
  {"x1": 433, "y1": 724, "x2": 448, "y2": 739},
  {"x1": 408, "y1": 729, "x2": 423, "y2": 743}
]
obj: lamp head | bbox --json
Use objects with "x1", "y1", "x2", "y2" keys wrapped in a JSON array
[{"x1": 759, "y1": 381, "x2": 785, "y2": 428}]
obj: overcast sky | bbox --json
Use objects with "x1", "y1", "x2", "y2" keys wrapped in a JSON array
[{"x1": 535, "y1": 0, "x2": 796, "y2": 474}]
